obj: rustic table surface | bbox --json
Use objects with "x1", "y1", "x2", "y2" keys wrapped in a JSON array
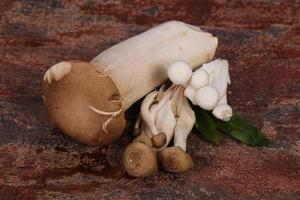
[{"x1": 0, "y1": 0, "x2": 299, "y2": 199}]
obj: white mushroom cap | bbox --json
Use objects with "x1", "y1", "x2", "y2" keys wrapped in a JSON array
[
  {"x1": 184, "y1": 85, "x2": 197, "y2": 104},
  {"x1": 212, "y1": 104, "x2": 233, "y2": 121},
  {"x1": 202, "y1": 59, "x2": 230, "y2": 98},
  {"x1": 195, "y1": 86, "x2": 219, "y2": 110},
  {"x1": 190, "y1": 69, "x2": 209, "y2": 90},
  {"x1": 168, "y1": 61, "x2": 192, "y2": 85}
]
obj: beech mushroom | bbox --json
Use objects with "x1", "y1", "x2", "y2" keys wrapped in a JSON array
[
  {"x1": 202, "y1": 59, "x2": 230, "y2": 99},
  {"x1": 195, "y1": 85, "x2": 219, "y2": 110},
  {"x1": 202, "y1": 59, "x2": 232, "y2": 121},
  {"x1": 158, "y1": 90, "x2": 195, "y2": 173},
  {"x1": 124, "y1": 57, "x2": 233, "y2": 176},
  {"x1": 123, "y1": 142, "x2": 158, "y2": 177},
  {"x1": 43, "y1": 21, "x2": 218, "y2": 146},
  {"x1": 213, "y1": 103, "x2": 233, "y2": 122},
  {"x1": 190, "y1": 68, "x2": 209, "y2": 90},
  {"x1": 173, "y1": 96, "x2": 196, "y2": 151},
  {"x1": 168, "y1": 61, "x2": 193, "y2": 85},
  {"x1": 124, "y1": 55, "x2": 234, "y2": 176},
  {"x1": 151, "y1": 132, "x2": 167, "y2": 148},
  {"x1": 158, "y1": 147, "x2": 193, "y2": 173}
]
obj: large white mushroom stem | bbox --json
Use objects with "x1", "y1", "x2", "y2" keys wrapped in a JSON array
[{"x1": 91, "y1": 21, "x2": 218, "y2": 110}]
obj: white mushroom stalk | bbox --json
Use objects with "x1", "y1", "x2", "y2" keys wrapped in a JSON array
[
  {"x1": 91, "y1": 21, "x2": 218, "y2": 110},
  {"x1": 174, "y1": 91, "x2": 196, "y2": 151}
]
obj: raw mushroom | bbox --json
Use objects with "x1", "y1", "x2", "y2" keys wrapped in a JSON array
[
  {"x1": 190, "y1": 68, "x2": 209, "y2": 89},
  {"x1": 167, "y1": 61, "x2": 193, "y2": 85},
  {"x1": 195, "y1": 85, "x2": 219, "y2": 110},
  {"x1": 154, "y1": 88, "x2": 178, "y2": 149},
  {"x1": 213, "y1": 93, "x2": 233, "y2": 121},
  {"x1": 151, "y1": 132, "x2": 167, "y2": 149},
  {"x1": 124, "y1": 57, "x2": 233, "y2": 177},
  {"x1": 123, "y1": 85, "x2": 178, "y2": 177},
  {"x1": 202, "y1": 59, "x2": 230, "y2": 99},
  {"x1": 43, "y1": 61, "x2": 126, "y2": 145},
  {"x1": 123, "y1": 142, "x2": 158, "y2": 177},
  {"x1": 202, "y1": 59, "x2": 232, "y2": 121},
  {"x1": 158, "y1": 146, "x2": 193, "y2": 173},
  {"x1": 173, "y1": 96, "x2": 196, "y2": 152},
  {"x1": 43, "y1": 21, "x2": 218, "y2": 145},
  {"x1": 158, "y1": 89, "x2": 195, "y2": 173}
]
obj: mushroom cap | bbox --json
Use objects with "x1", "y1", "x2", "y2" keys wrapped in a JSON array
[
  {"x1": 195, "y1": 86, "x2": 219, "y2": 110},
  {"x1": 158, "y1": 146, "x2": 193, "y2": 173},
  {"x1": 151, "y1": 132, "x2": 167, "y2": 148},
  {"x1": 190, "y1": 69, "x2": 209, "y2": 89},
  {"x1": 43, "y1": 61, "x2": 126, "y2": 146},
  {"x1": 167, "y1": 61, "x2": 192, "y2": 85},
  {"x1": 212, "y1": 104, "x2": 233, "y2": 121},
  {"x1": 123, "y1": 142, "x2": 158, "y2": 177}
]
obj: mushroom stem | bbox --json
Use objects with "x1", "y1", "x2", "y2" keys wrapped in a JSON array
[
  {"x1": 174, "y1": 94, "x2": 196, "y2": 151},
  {"x1": 154, "y1": 86, "x2": 179, "y2": 148},
  {"x1": 91, "y1": 21, "x2": 218, "y2": 110}
]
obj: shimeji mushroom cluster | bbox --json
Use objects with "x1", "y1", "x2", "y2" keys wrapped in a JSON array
[{"x1": 123, "y1": 59, "x2": 232, "y2": 177}]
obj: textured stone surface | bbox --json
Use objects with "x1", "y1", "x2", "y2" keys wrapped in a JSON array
[{"x1": 0, "y1": 0, "x2": 299, "y2": 199}]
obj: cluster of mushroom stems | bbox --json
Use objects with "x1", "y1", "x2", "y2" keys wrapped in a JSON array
[{"x1": 123, "y1": 59, "x2": 232, "y2": 177}]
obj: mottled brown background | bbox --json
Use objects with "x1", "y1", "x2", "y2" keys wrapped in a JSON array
[{"x1": 0, "y1": 0, "x2": 299, "y2": 199}]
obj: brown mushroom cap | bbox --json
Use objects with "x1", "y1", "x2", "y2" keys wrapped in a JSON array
[
  {"x1": 158, "y1": 146, "x2": 193, "y2": 173},
  {"x1": 123, "y1": 142, "x2": 158, "y2": 177},
  {"x1": 151, "y1": 132, "x2": 167, "y2": 148},
  {"x1": 43, "y1": 61, "x2": 125, "y2": 146}
]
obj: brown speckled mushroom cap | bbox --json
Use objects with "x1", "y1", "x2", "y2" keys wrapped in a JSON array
[
  {"x1": 158, "y1": 146, "x2": 193, "y2": 173},
  {"x1": 43, "y1": 61, "x2": 125, "y2": 146},
  {"x1": 123, "y1": 142, "x2": 158, "y2": 177}
]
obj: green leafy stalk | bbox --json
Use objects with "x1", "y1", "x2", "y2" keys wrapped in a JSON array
[{"x1": 193, "y1": 106, "x2": 272, "y2": 146}]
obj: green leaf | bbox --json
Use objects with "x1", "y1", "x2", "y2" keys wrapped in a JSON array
[
  {"x1": 193, "y1": 106, "x2": 220, "y2": 145},
  {"x1": 211, "y1": 113, "x2": 272, "y2": 146},
  {"x1": 192, "y1": 104, "x2": 272, "y2": 147}
]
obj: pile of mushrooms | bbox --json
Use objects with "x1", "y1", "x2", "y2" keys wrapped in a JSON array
[
  {"x1": 43, "y1": 21, "x2": 218, "y2": 146},
  {"x1": 42, "y1": 20, "x2": 232, "y2": 177},
  {"x1": 123, "y1": 59, "x2": 232, "y2": 177}
]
